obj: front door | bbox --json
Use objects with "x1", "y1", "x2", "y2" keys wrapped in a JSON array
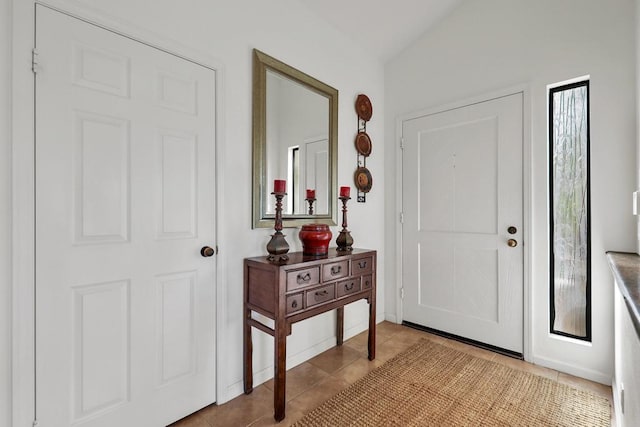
[
  {"x1": 401, "y1": 93, "x2": 524, "y2": 353},
  {"x1": 35, "y1": 6, "x2": 217, "y2": 426}
]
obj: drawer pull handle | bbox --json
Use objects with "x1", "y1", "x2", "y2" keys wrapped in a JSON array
[
  {"x1": 345, "y1": 282, "x2": 354, "y2": 291},
  {"x1": 291, "y1": 300, "x2": 298, "y2": 308},
  {"x1": 330, "y1": 265, "x2": 342, "y2": 275},
  {"x1": 315, "y1": 290, "x2": 329, "y2": 298},
  {"x1": 365, "y1": 280, "x2": 370, "y2": 287},
  {"x1": 297, "y1": 272, "x2": 311, "y2": 284},
  {"x1": 358, "y1": 261, "x2": 368, "y2": 269}
]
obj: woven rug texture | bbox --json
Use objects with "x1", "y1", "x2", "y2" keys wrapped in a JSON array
[{"x1": 293, "y1": 339, "x2": 610, "y2": 426}]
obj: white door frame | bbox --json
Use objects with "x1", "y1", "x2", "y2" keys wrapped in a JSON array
[
  {"x1": 395, "y1": 85, "x2": 532, "y2": 362},
  {"x1": 11, "y1": 2, "x2": 228, "y2": 426}
]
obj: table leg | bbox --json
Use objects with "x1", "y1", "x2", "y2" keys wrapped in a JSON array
[
  {"x1": 336, "y1": 307, "x2": 344, "y2": 346},
  {"x1": 274, "y1": 321, "x2": 287, "y2": 421},
  {"x1": 243, "y1": 306, "x2": 253, "y2": 394},
  {"x1": 368, "y1": 291, "x2": 376, "y2": 361}
]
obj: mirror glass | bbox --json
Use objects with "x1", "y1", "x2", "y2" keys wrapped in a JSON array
[{"x1": 253, "y1": 50, "x2": 338, "y2": 228}]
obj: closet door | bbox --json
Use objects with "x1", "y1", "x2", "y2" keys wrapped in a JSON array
[{"x1": 35, "y1": 6, "x2": 217, "y2": 426}]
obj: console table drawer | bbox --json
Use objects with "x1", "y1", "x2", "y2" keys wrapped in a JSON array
[
  {"x1": 352, "y1": 256, "x2": 374, "y2": 275},
  {"x1": 306, "y1": 284, "x2": 335, "y2": 307},
  {"x1": 322, "y1": 260, "x2": 349, "y2": 282},
  {"x1": 337, "y1": 278, "x2": 361, "y2": 298},
  {"x1": 287, "y1": 267, "x2": 320, "y2": 291},
  {"x1": 286, "y1": 293, "x2": 303, "y2": 314},
  {"x1": 362, "y1": 274, "x2": 373, "y2": 290}
]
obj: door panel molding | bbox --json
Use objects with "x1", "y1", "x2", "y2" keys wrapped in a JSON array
[
  {"x1": 395, "y1": 85, "x2": 532, "y2": 361},
  {"x1": 11, "y1": 2, "x2": 227, "y2": 426}
]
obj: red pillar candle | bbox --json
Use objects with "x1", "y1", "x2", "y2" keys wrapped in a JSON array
[
  {"x1": 306, "y1": 189, "x2": 316, "y2": 199},
  {"x1": 340, "y1": 186, "x2": 350, "y2": 198},
  {"x1": 274, "y1": 179, "x2": 286, "y2": 193}
]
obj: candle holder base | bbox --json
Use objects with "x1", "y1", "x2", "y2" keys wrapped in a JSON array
[
  {"x1": 336, "y1": 230, "x2": 353, "y2": 252},
  {"x1": 336, "y1": 195, "x2": 354, "y2": 252},
  {"x1": 266, "y1": 191, "x2": 289, "y2": 263},
  {"x1": 305, "y1": 198, "x2": 316, "y2": 215},
  {"x1": 266, "y1": 231, "x2": 290, "y2": 263}
]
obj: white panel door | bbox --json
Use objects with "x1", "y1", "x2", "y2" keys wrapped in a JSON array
[
  {"x1": 402, "y1": 93, "x2": 523, "y2": 353},
  {"x1": 35, "y1": 6, "x2": 217, "y2": 426}
]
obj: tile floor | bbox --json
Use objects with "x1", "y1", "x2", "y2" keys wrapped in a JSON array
[{"x1": 170, "y1": 322, "x2": 614, "y2": 427}]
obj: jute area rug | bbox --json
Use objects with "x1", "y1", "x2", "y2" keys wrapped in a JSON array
[{"x1": 293, "y1": 339, "x2": 610, "y2": 426}]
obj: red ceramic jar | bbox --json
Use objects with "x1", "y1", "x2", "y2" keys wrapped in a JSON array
[{"x1": 299, "y1": 224, "x2": 332, "y2": 256}]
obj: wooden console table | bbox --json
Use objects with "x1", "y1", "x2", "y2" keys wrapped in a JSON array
[{"x1": 243, "y1": 248, "x2": 376, "y2": 421}]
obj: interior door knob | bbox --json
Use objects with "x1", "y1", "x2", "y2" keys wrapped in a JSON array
[
  {"x1": 200, "y1": 246, "x2": 215, "y2": 257},
  {"x1": 507, "y1": 239, "x2": 518, "y2": 248}
]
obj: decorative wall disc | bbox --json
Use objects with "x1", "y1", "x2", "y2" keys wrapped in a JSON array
[
  {"x1": 354, "y1": 131, "x2": 372, "y2": 157},
  {"x1": 354, "y1": 167, "x2": 373, "y2": 193},
  {"x1": 355, "y1": 94, "x2": 373, "y2": 122}
]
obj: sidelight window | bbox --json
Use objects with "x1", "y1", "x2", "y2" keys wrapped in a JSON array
[{"x1": 549, "y1": 79, "x2": 591, "y2": 341}]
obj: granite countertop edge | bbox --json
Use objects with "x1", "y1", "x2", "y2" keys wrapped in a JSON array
[{"x1": 606, "y1": 251, "x2": 640, "y2": 340}]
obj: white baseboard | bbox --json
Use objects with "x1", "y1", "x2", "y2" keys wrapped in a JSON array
[
  {"x1": 384, "y1": 313, "x2": 399, "y2": 324},
  {"x1": 532, "y1": 355, "x2": 612, "y2": 385}
]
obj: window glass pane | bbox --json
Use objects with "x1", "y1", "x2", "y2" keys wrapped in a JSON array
[{"x1": 550, "y1": 81, "x2": 591, "y2": 340}]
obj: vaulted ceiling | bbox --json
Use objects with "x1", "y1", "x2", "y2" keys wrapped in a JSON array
[{"x1": 295, "y1": 0, "x2": 465, "y2": 62}]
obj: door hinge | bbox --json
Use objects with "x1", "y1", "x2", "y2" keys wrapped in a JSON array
[
  {"x1": 400, "y1": 287, "x2": 405, "y2": 299},
  {"x1": 400, "y1": 137, "x2": 405, "y2": 150},
  {"x1": 399, "y1": 212, "x2": 404, "y2": 224},
  {"x1": 32, "y1": 48, "x2": 40, "y2": 74}
]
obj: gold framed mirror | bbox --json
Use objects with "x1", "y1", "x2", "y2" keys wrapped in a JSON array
[{"x1": 252, "y1": 49, "x2": 338, "y2": 228}]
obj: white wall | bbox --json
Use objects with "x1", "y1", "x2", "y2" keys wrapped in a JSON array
[
  {"x1": 1, "y1": 0, "x2": 12, "y2": 425},
  {"x1": 4, "y1": 0, "x2": 385, "y2": 422},
  {"x1": 385, "y1": 0, "x2": 636, "y2": 383},
  {"x1": 637, "y1": 0, "x2": 640, "y2": 254}
]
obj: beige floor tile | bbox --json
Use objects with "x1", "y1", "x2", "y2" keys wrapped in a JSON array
[
  {"x1": 492, "y1": 353, "x2": 559, "y2": 381},
  {"x1": 343, "y1": 330, "x2": 370, "y2": 354},
  {"x1": 331, "y1": 356, "x2": 385, "y2": 384},
  {"x1": 440, "y1": 339, "x2": 504, "y2": 363},
  {"x1": 385, "y1": 329, "x2": 426, "y2": 348},
  {"x1": 557, "y1": 372, "x2": 613, "y2": 399},
  {"x1": 202, "y1": 385, "x2": 273, "y2": 427},
  {"x1": 307, "y1": 344, "x2": 362, "y2": 374},
  {"x1": 169, "y1": 410, "x2": 212, "y2": 427},
  {"x1": 412, "y1": 330, "x2": 450, "y2": 345},
  {"x1": 247, "y1": 401, "x2": 306, "y2": 427},
  {"x1": 374, "y1": 321, "x2": 406, "y2": 342},
  {"x1": 372, "y1": 337, "x2": 415, "y2": 363},
  {"x1": 262, "y1": 362, "x2": 329, "y2": 402},
  {"x1": 405, "y1": 327, "x2": 433, "y2": 339}
]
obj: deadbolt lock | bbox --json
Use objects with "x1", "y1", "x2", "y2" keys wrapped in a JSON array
[{"x1": 507, "y1": 226, "x2": 517, "y2": 234}]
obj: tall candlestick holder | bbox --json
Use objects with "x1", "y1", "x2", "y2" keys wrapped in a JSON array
[
  {"x1": 266, "y1": 191, "x2": 289, "y2": 262},
  {"x1": 305, "y1": 197, "x2": 316, "y2": 215},
  {"x1": 336, "y1": 196, "x2": 354, "y2": 252}
]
